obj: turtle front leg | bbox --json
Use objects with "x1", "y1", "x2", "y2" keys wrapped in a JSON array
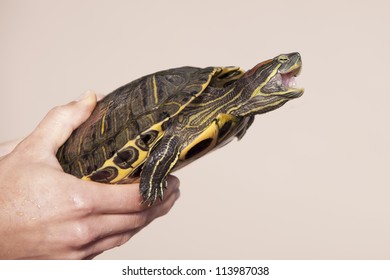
[{"x1": 140, "y1": 135, "x2": 181, "y2": 205}]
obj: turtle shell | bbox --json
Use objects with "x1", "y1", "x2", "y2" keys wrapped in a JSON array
[{"x1": 57, "y1": 66, "x2": 244, "y2": 183}]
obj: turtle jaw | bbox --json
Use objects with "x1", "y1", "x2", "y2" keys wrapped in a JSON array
[
  {"x1": 278, "y1": 65, "x2": 304, "y2": 99},
  {"x1": 261, "y1": 64, "x2": 304, "y2": 99}
]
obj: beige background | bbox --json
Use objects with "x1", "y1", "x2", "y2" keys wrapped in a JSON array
[{"x1": 1, "y1": 0, "x2": 389, "y2": 259}]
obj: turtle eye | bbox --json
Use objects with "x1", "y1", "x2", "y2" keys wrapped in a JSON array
[{"x1": 278, "y1": 55, "x2": 289, "y2": 63}]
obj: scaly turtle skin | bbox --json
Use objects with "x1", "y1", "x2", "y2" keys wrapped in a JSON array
[{"x1": 57, "y1": 52, "x2": 304, "y2": 205}]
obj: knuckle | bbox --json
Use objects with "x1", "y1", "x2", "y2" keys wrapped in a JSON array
[
  {"x1": 49, "y1": 104, "x2": 73, "y2": 121},
  {"x1": 70, "y1": 192, "x2": 94, "y2": 215},
  {"x1": 70, "y1": 222, "x2": 94, "y2": 247},
  {"x1": 115, "y1": 232, "x2": 132, "y2": 247},
  {"x1": 13, "y1": 138, "x2": 38, "y2": 158},
  {"x1": 50, "y1": 102, "x2": 73, "y2": 115},
  {"x1": 48, "y1": 105, "x2": 64, "y2": 117},
  {"x1": 132, "y1": 213, "x2": 149, "y2": 229}
]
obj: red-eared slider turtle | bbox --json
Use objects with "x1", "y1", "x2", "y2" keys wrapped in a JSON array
[{"x1": 57, "y1": 52, "x2": 304, "y2": 205}]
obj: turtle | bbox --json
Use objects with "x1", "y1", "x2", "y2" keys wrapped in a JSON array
[{"x1": 57, "y1": 52, "x2": 304, "y2": 205}]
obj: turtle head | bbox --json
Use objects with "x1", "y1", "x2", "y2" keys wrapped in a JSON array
[{"x1": 232, "y1": 52, "x2": 304, "y2": 116}]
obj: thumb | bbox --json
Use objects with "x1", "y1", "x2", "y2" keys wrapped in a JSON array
[{"x1": 27, "y1": 91, "x2": 97, "y2": 156}]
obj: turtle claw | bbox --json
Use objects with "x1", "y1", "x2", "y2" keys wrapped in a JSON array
[{"x1": 140, "y1": 179, "x2": 167, "y2": 206}]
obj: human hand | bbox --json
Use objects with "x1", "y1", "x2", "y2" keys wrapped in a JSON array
[
  {"x1": 0, "y1": 92, "x2": 180, "y2": 259},
  {"x1": 0, "y1": 139, "x2": 21, "y2": 156}
]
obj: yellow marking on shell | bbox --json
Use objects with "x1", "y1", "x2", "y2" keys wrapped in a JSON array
[
  {"x1": 82, "y1": 122, "x2": 165, "y2": 183},
  {"x1": 101, "y1": 100, "x2": 114, "y2": 135},
  {"x1": 152, "y1": 75, "x2": 158, "y2": 105},
  {"x1": 111, "y1": 147, "x2": 147, "y2": 183},
  {"x1": 101, "y1": 111, "x2": 107, "y2": 135},
  {"x1": 212, "y1": 66, "x2": 245, "y2": 87},
  {"x1": 113, "y1": 110, "x2": 117, "y2": 132},
  {"x1": 215, "y1": 113, "x2": 240, "y2": 142},
  {"x1": 82, "y1": 67, "x2": 219, "y2": 184},
  {"x1": 82, "y1": 141, "x2": 147, "y2": 183},
  {"x1": 147, "y1": 114, "x2": 155, "y2": 124},
  {"x1": 180, "y1": 118, "x2": 219, "y2": 161},
  {"x1": 161, "y1": 67, "x2": 220, "y2": 115},
  {"x1": 156, "y1": 67, "x2": 219, "y2": 124},
  {"x1": 101, "y1": 146, "x2": 107, "y2": 160},
  {"x1": 200, "y1": 67, "x2": 219, "y2": 89},
  {"x1": 180, "y1": 113, "x2": 240, "y2": 161},
  {"x1": 173, "y1": 113, "x2": 243, "y2": 173},
  {"x1": 77, "y1": 161, "x2": 84, "y2": 176},
  {"x1": 77, "y1": 135, "x2": 83, "y2": 157}
]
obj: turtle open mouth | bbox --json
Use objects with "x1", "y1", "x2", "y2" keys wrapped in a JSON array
[
  {"x1": 280, "y1": 66, "x2": 301, "y2": 89},
  {"x1": 263, "y1": 65, "x2": 304, "y2": 98}
]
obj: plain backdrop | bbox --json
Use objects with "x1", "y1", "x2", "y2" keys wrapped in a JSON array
[{"x1": 1, "y1": 0, "x2": 389, "y2": 259}]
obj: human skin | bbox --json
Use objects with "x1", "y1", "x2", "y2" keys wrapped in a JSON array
[{"x1": 0, "y1": 92, "x2": 180, "y2": 259}]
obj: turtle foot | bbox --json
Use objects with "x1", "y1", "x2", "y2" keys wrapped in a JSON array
[{"x1": 140, "y1": 178, "x2": 167, "y2": 206}]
